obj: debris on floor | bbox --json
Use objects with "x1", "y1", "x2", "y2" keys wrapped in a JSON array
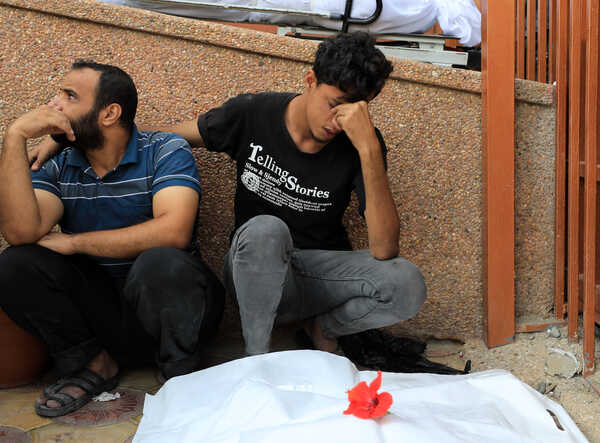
[
  {"x1": 93, "y1": 391, "x2": 121, "y2": 402},
  {"x1": 545, "y1": 348, "x2": 580, "y2": 378}
]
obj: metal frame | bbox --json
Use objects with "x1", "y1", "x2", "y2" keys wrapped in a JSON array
[
  {"x1": 124, "y1": 0, "x2": 382, "y2": 24},
  {"x1": 277, "y1": 27, "x2": 468, "y2": 66}
]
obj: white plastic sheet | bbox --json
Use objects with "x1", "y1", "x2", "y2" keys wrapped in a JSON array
[
  {"x1": 100, "y1": 0, "x2": 482, "y2": 46},
  {"x1": 134, "y1": 350, "x2": 588, "y2": 443}
]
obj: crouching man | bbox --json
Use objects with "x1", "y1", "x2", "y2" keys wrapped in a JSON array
[
  {"x1": 0, "y1": 61, "x2": 224, "y2": 417},
  {"x1": 165, "y1": 32, "x2": 427, "y2": 355}
]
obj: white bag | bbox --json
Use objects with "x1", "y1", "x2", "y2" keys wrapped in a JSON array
[{"x1": 134, "y1": 350, "x2": 587, "y2": 443}]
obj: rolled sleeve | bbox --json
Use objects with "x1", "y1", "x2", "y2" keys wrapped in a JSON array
[
  {"x1": 31, "y1": 157, "x2": 61, "y2": 198},
  {"x1": 152, "y1": 135, "x2": 202, "y2": 198}
]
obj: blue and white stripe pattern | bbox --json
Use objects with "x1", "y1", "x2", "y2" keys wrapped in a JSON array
[{"x1": 31, "y1": 126, "x2": 202, "y2": 278}]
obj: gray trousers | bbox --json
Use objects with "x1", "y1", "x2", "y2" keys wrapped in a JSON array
[{"x1": 224, "y1": 215, "x2": 427, "y2": 355}]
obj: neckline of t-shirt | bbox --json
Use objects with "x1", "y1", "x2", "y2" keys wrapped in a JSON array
[{"x1": 279, "y1": 92, "x2": 337, "y2": 159}]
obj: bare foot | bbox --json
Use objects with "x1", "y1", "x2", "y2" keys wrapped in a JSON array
[
  {"x1": 38, "y1": 350, "x2": 119, "y2": 409},
  {"x1": 305, "y1": 318, "x2": 339, "y2": 353}
]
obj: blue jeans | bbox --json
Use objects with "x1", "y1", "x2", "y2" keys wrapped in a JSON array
[{"x1": 225, "y1": 215, "x2": 427, "y2": 355}]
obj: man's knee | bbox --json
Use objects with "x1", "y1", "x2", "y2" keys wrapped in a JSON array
[
  {"x1": 0, "y1": 245, "x2": 47, "y2": 304},
  {"x1": 233, "y1": 215, "x2": 291, "y2": 253},
  {"x1": 0, "y1": 244, "x2": 42, "y2": 272},
  {"x1": 128, "y1": 247, "x2": 174, "y2": 284},
  {"x1": 376, "y1": 258, "x2": 427, "y2": 321},
  {"x1": 124, "y1": 247, "x2": 224, "y2": 344},
  {"x1": 125, "y1": 247, "x2": 224, "y2": 307},
  {"x1": 125, "y1": 247, "x2": 183, "y2": 306}
]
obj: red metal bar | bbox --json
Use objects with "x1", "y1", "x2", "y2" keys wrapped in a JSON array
[
  {"x1": 549, "y1": 0, "x2": 557, "y2": 82},
  {"x1": 538, "y1": 0, "x2": 548, "y2": 82},
  {"x1": 527, "y1": 0, "x2": 537, "y2": 80},
  {"x1": 568, "y1": 0, "x2": 583, "y2": 342},
  {"x1": 554, "y1": 0, "x2": 569, "y2": 321},
  {"x1": 213, "y1": 21, "x2": 278, "y2": 33},
  {"x1": 579, "y1": 162, "x2": 600, "y2": 179},
  {"x1": 517, "y1": 0, "x2": 526, "y2": 78},
  {"x1": 582, "y1": 0, "x2": 598, "y2": 375},
  {"x1": 515, "y1": 320, "x2": 566, "y2": 333},
  {"x1": 481, "y1": 0, "x2": 516, "y2": 348}
]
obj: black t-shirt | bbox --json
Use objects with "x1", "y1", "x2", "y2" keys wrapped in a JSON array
[{"x1": 197, "y1": 92, "x2": 387, "y2": 250}]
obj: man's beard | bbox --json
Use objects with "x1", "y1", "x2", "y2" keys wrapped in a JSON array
[{"x1": 51, "y1": 107, "x2": 105, "y2": 152}]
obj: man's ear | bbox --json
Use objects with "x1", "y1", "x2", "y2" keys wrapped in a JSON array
[
  {"x1": 99, "y1": 103, "x2": 122, "y2": 128},
  {"x1": 304, "y1": 70, "x2": 317, "y2": 90}
]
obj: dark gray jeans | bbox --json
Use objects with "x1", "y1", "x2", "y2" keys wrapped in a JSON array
[{"x1": 225, "y1": 215, "x2": 427, "y2": 355}]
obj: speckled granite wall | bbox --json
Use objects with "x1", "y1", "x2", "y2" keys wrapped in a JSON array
[{"x1": 0, "y1": 0, "x2": 556, "y2": 340}]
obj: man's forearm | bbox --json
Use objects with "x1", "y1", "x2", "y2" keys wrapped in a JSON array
[
  {"x1": 69, "y1": 214, "x2": 193, "y2": 259},
  {"x1": 332, "y1": 101, "x2": 400, "y2": 258},
  {"x1": 149, "y1": 120, "x2": 205, "y2": 148},
  {"x1": 360, "y1": 142, "x2": 400, "y2": 260},
  {"x1": 0, "y1": 130, "x2": 43, "y2": 243}
]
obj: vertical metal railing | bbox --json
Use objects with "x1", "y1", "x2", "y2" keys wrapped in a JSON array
[
  {"x1": 555, "y1": 0, "x2": 568, "y2": 323},
  {"x1": 537, "y1": 0, "x2": 548, "y2": 82},
  {"x1": 512, "y1": 0, "x2": 598, "y2": 375},
  {"x1": 481, "y1": 0, "x2": 517, "y2": 349},
  {"x1": 567, "y1": 0, "x2": 583, "y2": 343},
  {"x1": 582, "y1": 0, "x2": 598, "y2": 376}
]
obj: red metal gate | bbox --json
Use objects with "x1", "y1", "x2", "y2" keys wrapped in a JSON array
[{"x1": 483, "y1": 0, "x2": 599, "y2": 375}]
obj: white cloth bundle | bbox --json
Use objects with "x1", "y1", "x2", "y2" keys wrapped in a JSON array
[
  {"x1": 100, "y1": 0, "x2": 482, "y2": 46},
  {"x1": 133, "y1": 350, "x2": 587, "y2": 443}
]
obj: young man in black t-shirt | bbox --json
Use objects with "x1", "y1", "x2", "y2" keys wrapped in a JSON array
[{"x1": 31, "y1": 33, "x2": 426, "y2": 356}]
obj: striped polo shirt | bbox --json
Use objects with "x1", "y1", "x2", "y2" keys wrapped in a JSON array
[{"x1": 31, "y1": 126, "x2": 202, "y2": 278}]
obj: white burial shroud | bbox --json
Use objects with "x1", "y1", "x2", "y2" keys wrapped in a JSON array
[
  {"x1": 100, "y1": 0, "x2": 482, "y2": 47},
  {"x1": 133, "y1": 350, "x2": 588, "y2": 443}
]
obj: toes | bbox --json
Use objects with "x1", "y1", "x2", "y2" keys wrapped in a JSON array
[{"x1": 45, "y1": 400, "x2": 60, "y2": 408}]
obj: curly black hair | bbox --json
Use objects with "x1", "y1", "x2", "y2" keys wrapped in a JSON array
[{"x1": 313, "y1": 32, "x2": 393, "y2": 102}]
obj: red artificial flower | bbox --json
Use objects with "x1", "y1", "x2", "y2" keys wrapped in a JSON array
[{"x1": 343, "y1": 370, "x2": 393, "y2": 419}]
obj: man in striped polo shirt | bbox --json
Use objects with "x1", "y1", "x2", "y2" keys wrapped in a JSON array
[{"x1": 0, "y1": 61, "x2": 224, "y2": 417}]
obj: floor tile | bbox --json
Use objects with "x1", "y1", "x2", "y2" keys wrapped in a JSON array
[
  {"x1": 52, "y1": 389, "x2": 144, "y2": 427},
  {"x1": 0, "y1": 426, "x2": 32, "y2": 443},
  {"x1": 118, "y1": 368, "x2": 160, "y2": 393},
  {"x1": 0, "y1": 391, "x2": 50, "y2": 431},
  {"x1": 129, "y1": 415, "x2": 142, "y2": 425},
  {"x1": 30, "y1": 421, "x2": 137, "y2": 443}
]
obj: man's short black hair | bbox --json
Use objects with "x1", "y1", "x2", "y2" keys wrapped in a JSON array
[
  {"x1": 71, "y1": 60, "x2": 137, "y2": 131},
  {"x1": 313, "y1": 32, "x2": 393, "y2": 102}
]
